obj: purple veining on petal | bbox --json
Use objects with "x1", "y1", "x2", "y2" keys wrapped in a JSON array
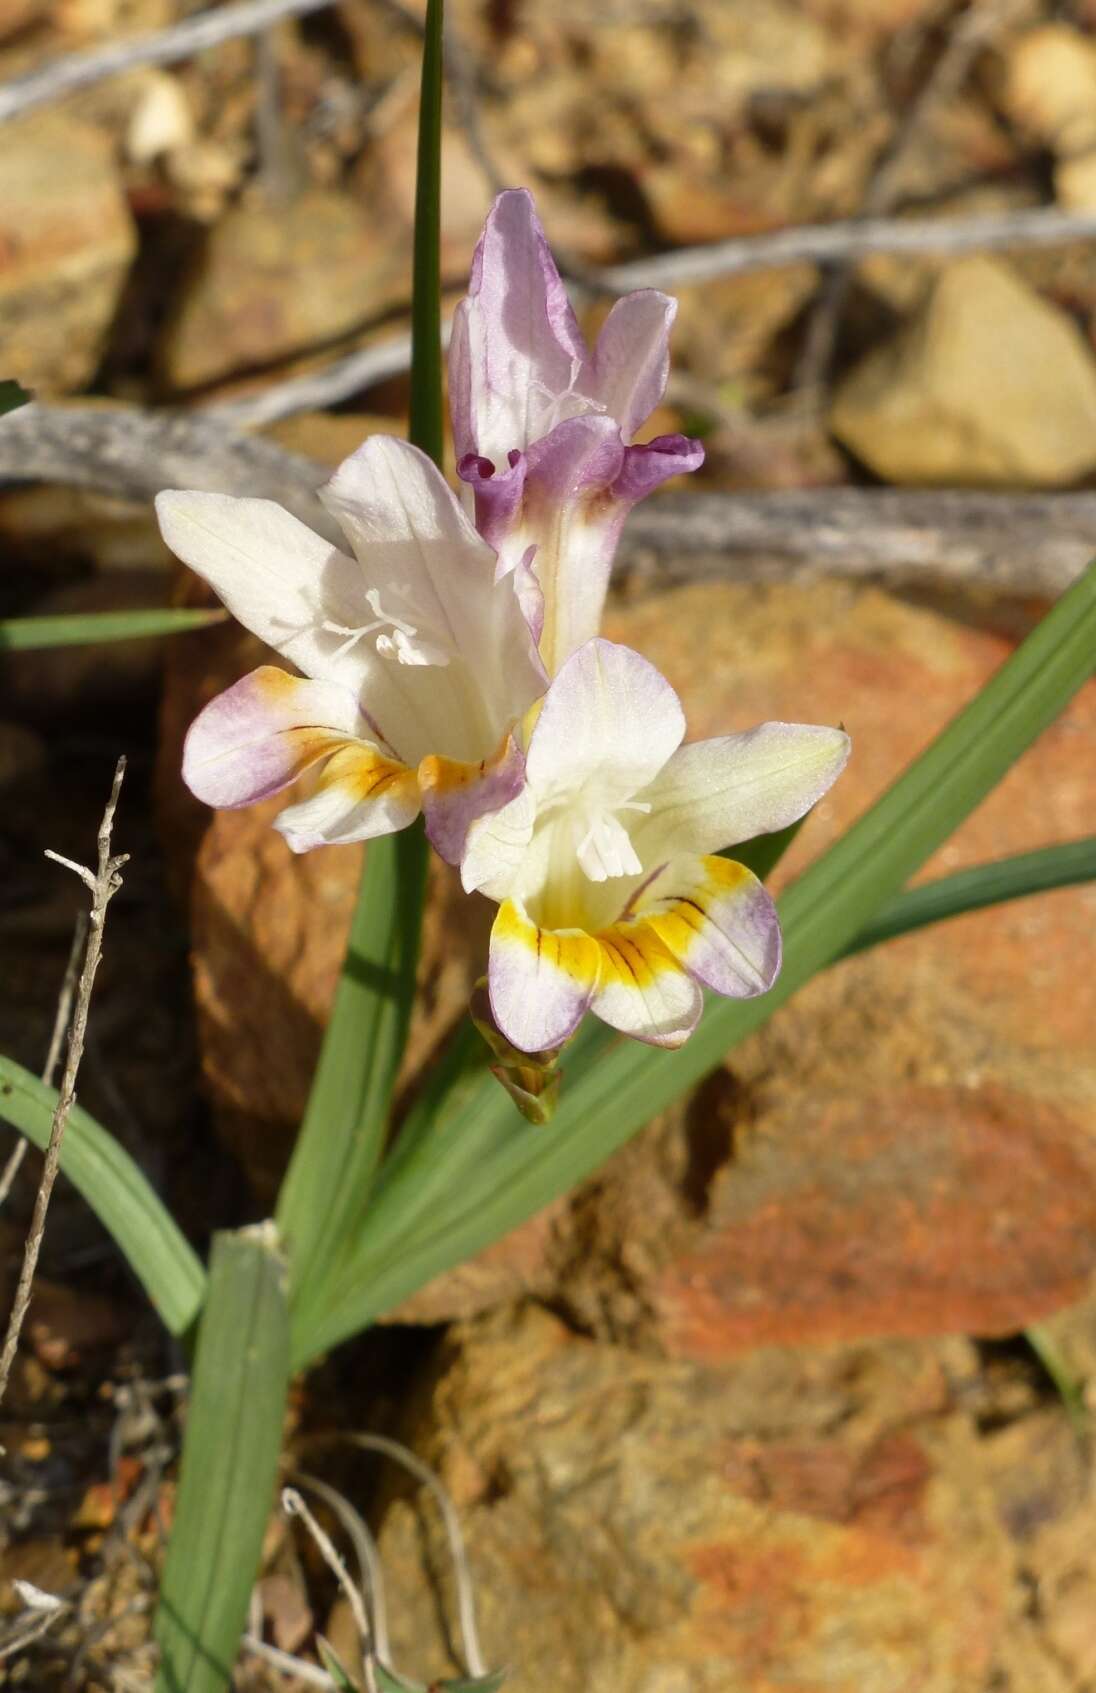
[{"x1": 419, "y1": 733, "x2": 528, "y2": 866}]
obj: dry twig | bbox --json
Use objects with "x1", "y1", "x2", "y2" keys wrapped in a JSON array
[
  {"x1": 0, "y1": 758, "x2": 128, "y2": 1414},
  {"x1": 0, "y1": 913, "x2": 87, "y2": 1211},
  {"x1": 0, "y1": 0, "x2": 337, "y2": 123}
]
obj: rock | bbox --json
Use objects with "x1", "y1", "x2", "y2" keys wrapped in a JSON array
[
  {"x1": 159, "y1": 189, "x2": 405, "y2": 391},
  {"x1": 375, "y1": 1305, "x2": 1013, "y2": 1692},
  {"x1": 124, "y1": 69, "x2": 194, "y2": 164},
  {"x1": 830, "y1": 256, "x2": 1096, "y2": 486},
  {"x1": 998, "y1": 25, "x2": 1096, "y2": 156},
  {"x1": 160, "y1": 577, "x2": 1096, "y2": 1336},
  {"x1": 0, "y1": 113, "x2": 136, "y2": 395}
]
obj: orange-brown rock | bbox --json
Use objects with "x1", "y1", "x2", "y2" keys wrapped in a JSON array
[
  {"x1": 375, "y1": 1305, "x2": 1013, "y2": 1692},
  {"x1": 0, "y1": 113, "x2": 136, "y2": 395}
]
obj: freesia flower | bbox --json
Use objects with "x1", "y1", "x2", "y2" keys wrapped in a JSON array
[
  {"x1": 450, "y1": 189, "x2": 705, "y2": 675},
  {"x1": 461, "y1": 639, "x2": 850, "y2": 1053},
  {"x1": 158, "y1": 435, "x2": 545, "y2": 858}
]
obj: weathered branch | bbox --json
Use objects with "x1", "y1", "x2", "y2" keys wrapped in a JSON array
[
  {"x1": 0, "y1": 0, "x2": 340, "y2": 123},
  {"x1": 2, "y1": 403, "x2": 1092, "y2": 597},
  {"x1": 0, "y1": 402, "x2": 335, "y2": 538},
  {"x1": 0, "y1": 758, "x2": 128, "y2": 1414},
  {"x1": 618, "y1": 486, "x2": 1096, "y2": 598}
]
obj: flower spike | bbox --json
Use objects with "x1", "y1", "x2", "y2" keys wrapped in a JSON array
[{"x1": 450, "y1": 189, "x2": 705, "y2": 675}]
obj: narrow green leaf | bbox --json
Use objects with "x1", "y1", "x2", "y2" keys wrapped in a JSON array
[
  {"x1": 1025, "y1": 1320, "x2": 1089, "y2": 1439},
  {"x1": 0, "y1": 378, "x2": 30, "y2": 416},
  {"x1": 276, "y1": 827, "x2": 429, "y2": 1304},
  {"x1": 155, "y1": 1224, "x2": 290, "y2": 1693},
  {"x1": 301, "y1": 563, "x2": 1096, "y2": 1364},
  {"x1": 439, "y1": 1674, "x2": 507, "y2": 1692},
  {"x1": 0, "y1": 1054, "x2": 205, "y2": 1336},
  {"x1": 317, "y1": 1638, "x2": 359, "y2": 1690},
  {"x1": 408, "y1": 0, "x2": 444, "y2": 465},
  {"x1": 0, "y1": 607, "x2": 226, "y2": 651},
  {"x1": 840, "y1": 837, "x2": 1096, "y2": 957}
]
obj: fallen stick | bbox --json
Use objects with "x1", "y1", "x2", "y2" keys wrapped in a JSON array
[
  {"x1": 0, "y1": 758, "x2": 128, "y2": 1415},
  {"x1": 2, "y1": 403, "x2": 1094, "y2": 597}
]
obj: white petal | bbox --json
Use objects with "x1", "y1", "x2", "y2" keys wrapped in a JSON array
[
  {"x1": 631, "y1": 723, "x2": 851, "y2": 863},
  {"x1": 591, "y1": 921, "x2": 703, "y2": 1048},
  {"x1": 319, "y1": 436, "x2": 545, "y2": 756},
  {"x1": 584, "y1": 290, "x2": 675, "y2": 441},
  {"x1": 525, "y1": 638, "x2": 685, "y2": 808},
  {"x1": 274, "y1": 745, "x2": 420, "y2": 851},
  {"x1": 461, "y1": 783, "x2": 537, "y2": 898},
  {"x1": 182, "y1": 665, "x2": 367, "y2": 809},
  {"x1": 155, "y1": 491, "x2": 368, "y2": 689},
  {"x1": 488, "y1": 897, "x2": 601, "y2": 1053},
  {"x1": 637, "y1": 855, "x2": 782, "y2": 999}
]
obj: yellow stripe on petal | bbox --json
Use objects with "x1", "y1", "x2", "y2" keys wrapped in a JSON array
[
  {"x1": 639, "y1": 854, "x2": 781, "y2": 1000},
  {"x1": 417, "y1": 732, "x2": 526, "y2": 866},
  {"x1": 591, "y1": 918, "x2": 702, "y2": 1048},
  {"x1": 274, "y1": 744, "x2": 420, "y2": 851},
  {"x1": 489, "y1": 898, "x2": 602, "y2": 1054}
]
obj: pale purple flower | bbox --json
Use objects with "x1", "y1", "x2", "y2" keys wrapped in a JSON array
[{"x1": 450, "y1": 189, "x2": 704, "y2": 676}]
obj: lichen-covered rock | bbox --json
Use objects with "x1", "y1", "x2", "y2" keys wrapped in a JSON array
[
  {"x1": 830, "y1": 257, "x2": 1096, "y2": 486},
  {"x1": 0, "y1": 113, "x2": 136, "y2": 395}
]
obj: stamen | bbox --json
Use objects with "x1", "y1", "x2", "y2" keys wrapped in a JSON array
[{"x1": 320, "y1": 587, "x2": 452, "y2": 668}]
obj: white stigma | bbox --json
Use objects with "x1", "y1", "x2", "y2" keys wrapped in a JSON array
[{"x1": 322, "y1": 586, "x2": 451, "y2": 668}]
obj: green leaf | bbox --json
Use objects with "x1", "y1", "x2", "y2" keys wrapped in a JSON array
[
  {"x1": 154, "y1": 1225, "x2": 290, "y2": 1693},
  {"x1": 724, "y1": 814, "x2": 806, "y2": 882},
  {"x1": 438, "y1": 1675, "x2": 507, "y2": 1692},
  {"x1": 0, "y1": 1054, "x2": 205, "y2": 1336},
  {"x1": 317, "y1": 1637, "x2": 360, "y2": 1690},
  {"x1": 276, "y1": 827, "x2": 429, "y2": 1308},
  {"x1": 408, "y1": 0, "x2": 444, "y2": 465},
  {"x1": 300, "y1": 562, "x2": 1096, "y2": 1365},
  {"x1": 1025, "y1": 1321, "x2": 1089, "y2": 1438},
  {"x1": 840, "y1": 837, "x2": 1096, "y2": 957},
  {"x1": 0, "y1": 607, "x2": 226, "y2": 651},
  {"x1": 0, "y1": 378, "x2": 30, "y2": 416}
]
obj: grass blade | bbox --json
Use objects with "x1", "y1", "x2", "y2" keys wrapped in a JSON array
[
  {"x1": 275, "y1": 828, "x2": 428, "y2": 1300},
  {"x1": 154, "y1": 1224, "x2": 290, "y2": 1693},
  {"x1": 0, "y1": 608, "x2": 226, "y2": 651},
  {"x1": 0, "y1": 1054, "x2": 205, "y2": 1336},
  {"x1": 840, "y1": 837, "x2": 1096, "y2": 956},
  {"x1": 299, "y1": 562, "x2": 1096, "y2": 1364},
  {"x1": 277, "y1": 0, "x2": 442, "y2": 1322}
]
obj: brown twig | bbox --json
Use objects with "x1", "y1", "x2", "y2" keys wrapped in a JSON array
[
  {"x1": 0, "y1": 758, "x2": 128, "y2": 1415},
  {"x1": 0, "y1": 912, "x2": 87, "y2": 1212}
]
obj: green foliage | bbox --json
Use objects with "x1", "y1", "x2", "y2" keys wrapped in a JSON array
[
  {"x1": 0, "y1": 607, "x2": 225, "y2": 650},
  {"x1": 0, "y1": 1055, "x2": 205, "y2": 1335},
  {"x1": 317, "y1": 1638, "x2": 359, "y2": 1689},
  {"x1": 154, "y1": 1227, "x2": 290, "y2": 1693},
  {"x1": 0, "y1": 378, "x2": 30, "y2": 416}
]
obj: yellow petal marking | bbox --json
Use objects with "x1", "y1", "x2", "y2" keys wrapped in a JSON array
[
  {"x1": 641, "y1": 855, "x2": 753, "y2": 962},
  {"x1": 494, "y1": 899, "x2": 602, "y2": 988}
]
